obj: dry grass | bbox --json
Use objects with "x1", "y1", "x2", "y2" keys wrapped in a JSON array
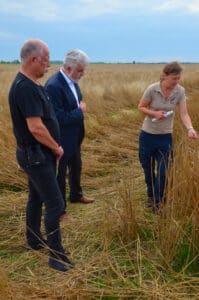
[{"x1": 0, "y1": 63, "x2": 199, "y2": 299}]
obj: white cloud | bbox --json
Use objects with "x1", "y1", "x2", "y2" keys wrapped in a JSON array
[
  {"x1": 0, "y1": 32, "x2": 18, "y2": 40},
  {"x1": 0, "y1": 0, "x2": 199, "y2": 23},
  {"x1": 0, "y1": 0, "x2": 64, "y2": 22},
  {"x1": 0, "y1": 0, "x2": 133, "y2": 22},
  {"x1": 155, "y1": 0, "x2": 199, "y2": 13},
  {"x1": 63, "y1": 0, "x2": 199, "y2": 19},
  {"x1": 75, "y1": 0, "x2": 199, "y2": 16}
]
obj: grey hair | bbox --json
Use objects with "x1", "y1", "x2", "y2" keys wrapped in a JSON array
[
  {"x1": 63, "y1": 49, "x2": 89, "y2": 69},
  {"x1": 20, "y1": 39, "x2": 45, "y2": 64}
]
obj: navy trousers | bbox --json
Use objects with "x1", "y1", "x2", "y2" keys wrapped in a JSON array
[
  {"x1": 139, "y1": 130, "x2": 173, "y2": 206},
  {"x1": 16, "y1": 146, "x2": 65, "y2": 255},
  {"x1": 57, "y1": 146, "x2": 83, "y2": 209}
]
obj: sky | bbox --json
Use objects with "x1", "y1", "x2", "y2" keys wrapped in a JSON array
[{"x1": 1, "y1": 0, "x2": 199, "y2": 63}]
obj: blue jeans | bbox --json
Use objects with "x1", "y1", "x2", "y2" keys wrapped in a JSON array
[
  {"x1": 139, "y1": 130, "x2": 173, "y2": 206},
  {"x1": 16, "y1": 146, "x2": 65, "y2": 255}
]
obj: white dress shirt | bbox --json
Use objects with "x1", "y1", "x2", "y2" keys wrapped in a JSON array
[{"x1": 60, "y1": 69, "x2": 79, "y2": 107}]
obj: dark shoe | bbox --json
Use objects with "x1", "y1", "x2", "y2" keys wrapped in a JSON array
[
  {"x1": 48, "y1": 257, "x2": 74, "y2": 272},
  {"x1": 59, "y1": 253, "x2": 75, "y2": 267},
  {"x1": 154, "y1": 202, "x2": 166, "y2": 217},
  {"x1": 145, "y1": 197, "x2": 154, "y2": 208},
  {"x1": 49, "y1": 252, "x2": 74, "y2": 272},
  {"x1": 78, "y1": 196, "x2": 95, "y2": 204},
  {"x1": 27, "y1": 239, "x2": 47, "y2": 250}
]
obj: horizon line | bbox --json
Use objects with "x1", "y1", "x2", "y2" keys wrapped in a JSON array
[{"x1": 1, "y1": 60, "x2": 199, "y2": 64}]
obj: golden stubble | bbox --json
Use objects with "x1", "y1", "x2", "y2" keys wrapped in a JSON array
[{"x1": 0, "y1": 63, "x2": 199, "y2": 299}]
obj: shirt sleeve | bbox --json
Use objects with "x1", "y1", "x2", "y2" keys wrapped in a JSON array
[
  {"x1": 142, "y1": 85, "x2": 152, "y2": 102},
  {"x1": 16, "y1": 82, "x2": 43, "y2": 118},
  {"x1": 179, "y1": 86, "x2": 186, "y2": 102}
]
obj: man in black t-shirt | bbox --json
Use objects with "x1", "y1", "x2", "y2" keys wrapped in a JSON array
[{"x1": 9, "y1": 39, "x2": 74, "y2": 272}]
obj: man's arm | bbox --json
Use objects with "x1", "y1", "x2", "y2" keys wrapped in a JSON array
[{"x1": 26, "y1": 116, "x2": 64, "y2": 159}]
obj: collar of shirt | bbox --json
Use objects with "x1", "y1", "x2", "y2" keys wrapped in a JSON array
[
  {"x1": 155, "y1": 81, "x2": 178, "y2": 97},
  {"x1": 60, "y1": 68, "x2": 73, "y2": 86},
  {"x1": 59, "y1": 68, "x2": 79, "y2": 106}
]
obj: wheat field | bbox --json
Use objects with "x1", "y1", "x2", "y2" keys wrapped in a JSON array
[{"x1": 0, "y1": 63, "x2": 199, "y2": 300}]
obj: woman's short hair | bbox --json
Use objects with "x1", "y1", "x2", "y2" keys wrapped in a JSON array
[{"x1": 163, "y1": 61, "x2": 183, "y2": 75}]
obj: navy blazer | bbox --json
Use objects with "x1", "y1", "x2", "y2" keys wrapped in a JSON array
[{"x1": 45, "y1": 71, "x2": 85, "y2": 159}]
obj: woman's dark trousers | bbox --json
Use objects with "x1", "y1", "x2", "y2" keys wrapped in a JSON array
[{"x1": 139, "y1": 130, "x2": 173, "y2": 207}]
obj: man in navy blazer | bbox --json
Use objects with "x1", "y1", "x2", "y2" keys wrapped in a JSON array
[{"x1": 45, "y1": 49, "x2": 94, "y2": 217}]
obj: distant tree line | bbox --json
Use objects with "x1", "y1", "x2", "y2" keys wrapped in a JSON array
[
  {"x1": 0, "y1": 60, "x2": 63, "y2": 64},
  {"x1": 0, "y1": 60, "x2": 20, "y2": 64},
  {"x1": 0, "y1": 60, "x2": 198, "y2": 65}
]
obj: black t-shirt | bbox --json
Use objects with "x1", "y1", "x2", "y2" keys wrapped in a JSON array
[{"x1": 9, "y1": 72, "x2": 60, "y2": 147}]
